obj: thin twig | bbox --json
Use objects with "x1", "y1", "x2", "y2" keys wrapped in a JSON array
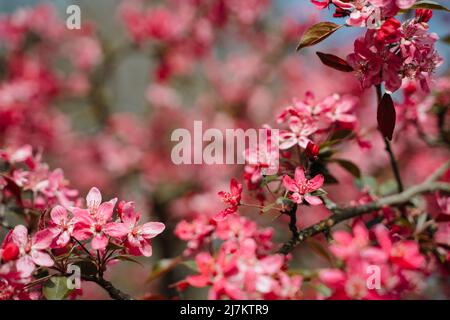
[{"x1": 81, "y1": 275, "x2": 133, "y2": 300}]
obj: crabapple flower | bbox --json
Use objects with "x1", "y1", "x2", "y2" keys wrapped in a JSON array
[
  {"x1": 71, "y1": 187, "x2": 125, "y2": 250},
  {"x1": 214, "y1": 178, "x2": 243, "y2": 221},
  {"x1": 119, "y1": 201, "x2": 165, "y2": 257},
  {"x1": 283, "y1": 167, "x2": 324, "y2": 205},
  {"x1": 347, "y1": 15, "x2": 442, "y2": 93},
  {"x1": 47, "y1": 205, "x2": 74, "y2": 248},
  {"x1": 320, "y1": 222, "x2": 426, "y2": 299},
  {"x1": 10, "y1": 225, "x2": 54, "y2": 277}
]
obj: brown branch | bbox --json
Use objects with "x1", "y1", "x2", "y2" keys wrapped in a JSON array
[
  {"x1": 278, "y1": 180, "x2": 450, "y2": 255},
  {"x1": 285, "y1": 204, "x2": 299, "y2": 239},
  {"x1": 81, "y1": 275, "x2": 133, "y2": 300}
]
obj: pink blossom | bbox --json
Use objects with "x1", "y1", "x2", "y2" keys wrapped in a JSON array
[
  {"x1": 119, "y1": 201, "x2": 165, "y2": 257},
  {"x1": 10, "y1": 225, "x2": 54, "y2": 277},
  {"x1": 283, "y1": 167, "x2": 324, "y2": 205},
  {"x1": 214, "y1": 178, "x2": 243, "y2": 221},
  {"x1": 71, "y1": 187, "x2": 123, "y2": 250}
]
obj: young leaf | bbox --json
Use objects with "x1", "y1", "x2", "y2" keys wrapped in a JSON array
[
  {"x1": 115, "y1": 255, "x2": 144, "y2": 267},
  {"x1": 297, "y1": 22, "x2": 342, "y2": 51},
  {"x1": 411, "y1": 0, "x2": 450, "y2": 11},
  {"x1": 332, "y1": 158, "x2": 361, "y2": 178},
  {"x1": 43, "y1": 276, "x2": 73, "y2": 300},
  {"x1": 377, "y1": 93, "x2": 396, "y2": 140},
  {"x1": 316, "y1": 52, "x2": 353, "y2": 72}
]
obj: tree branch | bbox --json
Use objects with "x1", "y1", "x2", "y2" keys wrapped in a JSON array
[
  {"x1": 81, "y1": 275, "x2": 133, "y2": 300},
  {"x1": 278, "y1": 180, "x2": 450, "y2": 255},
  {"x1": 285, "y1": 204, "x2": 299, "y2": 239}
]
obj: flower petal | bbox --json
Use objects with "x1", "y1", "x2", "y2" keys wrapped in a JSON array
[
  {"x1": 140, "y1": 222, "x2": 165, "y2": 239},
  {"x1": 50, "y1": 205, "x2": 68, "y2": 225},
  {"x1": 103, "y1": 222, "x2": 128, "y2": 238},
  {"x1": 86, "y1": 187, "x2": 102, "y2": 210}
]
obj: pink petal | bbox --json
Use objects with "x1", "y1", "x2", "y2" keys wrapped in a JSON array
[
  {"x1": 121, "y1": 201, "x2": 139, "y2": 226},
  {"x1": 17, "y1": 256, "x2": 35, "y2": 277},
  {"x1": 186, "y1": 275, "x2": 209, "y2": 287},
  {"x1": 139, "y1": 240, "x2": 153, "y2": 257},
  {"x1": 72, "y1": 226, "x2": 93, "y2": 241},
  {"x1": 259, "y1": 255, "x2": 284, "y2": 274},
  {"x1": 103, "y1": 222, "x2": 128, "y2": 238},
  {"x1": 12, "y1": 225, "x2": 29, "y2": 248},
  {"x1": 32, "y1": 229, "x2": 54, "y2": 250},
  {"x1": 140, "y1": 222, "x2": 165, "y2": 239},
  {"x1": 353, "y1": 222, "x2": 369, "y2": 246},
  {"x1": 289, "y1": 192, "x2": 303, "y2": 204},
  {"x1": 31, "y1": 250, "x2": 54, "y2": 267},
  {"x1": 91, "y1": 234, "x2": 108, "y2": 250},
  {"x1": 96, "y1": 198, "x2": 117, "y2": 223},
  {"x1": 230, "y1": 178, "x2": 242, "y2": 196},
  {"x1": 304, "y1": 195, "x2": 323, "y2": 205},
  {"x1": 56, "y1": 231, "x2": 71, "y2": 247},
  {"x1": 282, "y1": 175, "x2": 299, "y2": 193},
  {"x1": 294, "y1": 167, "x2": 307, "y2": 184},
  {"x1": 308, "y1": 174, "x2": 324, "y2": 190},
  {"x1": 86, "y1": 187, "x2": 102, "y2": 211},
  {"x1": 374, "y1": 224, "x2": 392, "y2": 253},
  {"x1": 50, "y1": 205, "x2": 68, "y2": 225}
]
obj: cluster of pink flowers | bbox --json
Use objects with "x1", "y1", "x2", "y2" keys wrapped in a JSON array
[
  {"x1": 0, "y1": 144, "x2": 165, "y2": 299},
  {"x1": 0, "y1": 145, "x2": 78, "y2": 209},
  {"x1": 311, "y1": 1, "x2": 417, "y2": 27},
  {"x1": 65, "y1": 188, "x2": 165, "y2": 254},
  {"x1": 347, "y1": 10, "x2": 442, "y2": 92},
  {"x1": 277, "y1": 92, "x2": 360, "y2": 150},
  {"x1": 175, "y1": 214, "x2": 301, "y2": 299},
  {"x1": 318, "y1": 222, "x2": 427, "y2": 299}
]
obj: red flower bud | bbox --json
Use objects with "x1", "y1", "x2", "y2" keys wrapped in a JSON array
[
  {"x1": 117, "y1": 200, "x2": 126, "y2": 218},
  {"x1": 1, "y1": 243, "x2": 20, "y2": 262},
  {"x1": 306, "y1": 141, "x2": 320, "y2": 160},
  {"x1": 415, "y1": 9, "x2": 432, "y2": 23}
]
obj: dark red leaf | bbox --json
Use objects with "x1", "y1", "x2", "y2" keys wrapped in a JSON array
[
  {"x1": 316, "y1": 52, "x2": 353, "y2": 72},
  {"x1": 377, "y1": 93, "x2": 396, "y2": 140}
]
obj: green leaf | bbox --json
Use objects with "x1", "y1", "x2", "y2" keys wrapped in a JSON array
[
  {"x1": 332, "y1": 158, "x2": 361, "y2": 178},
  {"x1": 297, "y1": 22, "x2": 342, "y2": 51},
  {"x1": 182, "y1": 260, "x2": 198, "y2": 272},
  {"x1": 276, "y1": 196, "x2": 293, "y2": 205},
  {"x1": 410, "y1": 0, "x2": 450, "y2": 11},
  {"x1": 355, "y1": 175, "x2": 378, "y2": 193},
  {"x1": 115, "y1": 255, "x2": 144, "y2": 267},
  {"x1": 314, "y1": 283, "x2": 332, "y2": 298},
  {"x1": 106, "y1": 242, "x2": 125, "y2": 251},
  {"x1": 261, "y1": 175, "x2": 279, "y2": 186},
  {"x1": 43, "y1": 276, "x2": 73, "y2": 300},
  {"x1": 147, "y1": 258, "x2": 180, "y2": 282},
  {"x1": 378, "y1": 179, "x2": 398, "y2": 196}
]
